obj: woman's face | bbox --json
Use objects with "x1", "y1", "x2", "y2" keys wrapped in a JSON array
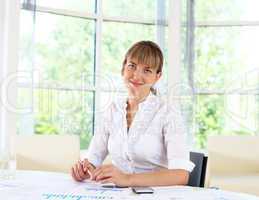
[{"x1": 122, "y1": 58, "x2": 161, "y2": 96}]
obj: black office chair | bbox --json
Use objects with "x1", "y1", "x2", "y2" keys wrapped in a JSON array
[{"x1": 188, "y1": 152, "x2": 207, "y2": 187}]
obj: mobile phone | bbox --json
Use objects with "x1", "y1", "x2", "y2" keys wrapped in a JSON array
[{"x1": 132, "y1": 187, "x2": 154, "y2": 194}]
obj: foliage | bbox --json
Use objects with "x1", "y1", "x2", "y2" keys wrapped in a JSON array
[
  {"x1": 187, "y1": 0, "x2": 257, "y2": 149},
  {"x1": 18, "y1": 1, "x2": 258, "y2": 150},
  {"x1": 35, "y1": 114, "x2": 59, "y2": 135},
  {"x1": 194, "y1": 95, "x2": 225, "y2": 149}
]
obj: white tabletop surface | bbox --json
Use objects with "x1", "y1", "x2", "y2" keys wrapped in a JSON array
[{"x1": 0, "y1": 170, "x2": 258, "y2": 200}]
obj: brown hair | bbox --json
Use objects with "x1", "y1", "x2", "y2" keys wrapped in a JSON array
[{"x1": 122, "y1": 41, "x2": 164, "y2": 74}]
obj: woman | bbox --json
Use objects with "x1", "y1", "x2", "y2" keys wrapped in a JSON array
[{"x1": 71, "y1": 41, "x2": 194, "y2": 187}]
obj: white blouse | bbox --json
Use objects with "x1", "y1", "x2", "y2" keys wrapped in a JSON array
[{"x1": 87, "y1": 92, "x2": 195, "y2": 173}]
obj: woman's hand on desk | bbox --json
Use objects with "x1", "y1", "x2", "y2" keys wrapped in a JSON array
[
  {"x1": 71, "y1": 159, "x2": 95, "y2": 182},
  {"x1": 92, "y1": 167, "x2": 189, "y2": 187},
  {"x1": 92, "y1": 164, "x2": 130, "y2": 187}
]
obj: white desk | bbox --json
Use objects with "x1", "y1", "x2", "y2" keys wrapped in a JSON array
[{"x1": 0, "y1": 170, "x2": 258, "y2": 200}]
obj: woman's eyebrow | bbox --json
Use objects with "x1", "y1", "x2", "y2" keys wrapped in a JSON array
[
  {"x1": 128, "y1": 61, "x2": 137, "y2": 65},
  {"x1": 145, "y1": 66, "x2": 152, "y2": 70}
]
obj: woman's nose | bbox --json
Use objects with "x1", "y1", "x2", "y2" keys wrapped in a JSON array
[{"x1": 133, "y1": 68, "x2": 142, "y2": 79}]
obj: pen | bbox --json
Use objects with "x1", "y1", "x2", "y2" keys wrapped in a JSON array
[{"x1": 101, "y1": 185, "x2": 128, "y2": 188}]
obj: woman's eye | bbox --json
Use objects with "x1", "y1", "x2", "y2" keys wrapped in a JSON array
[
  {"x1": 144, "y1": 69, "x2": 152, "y2": 73},
  {"x1": 128, "y1": 64, "x2": 135, "y2": 69}
]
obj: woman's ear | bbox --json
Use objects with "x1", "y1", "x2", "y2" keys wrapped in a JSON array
[{"x1": 155, "y1": 72, "x2": 162, "y2": 81}]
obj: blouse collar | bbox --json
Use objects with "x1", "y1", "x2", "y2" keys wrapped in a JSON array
[{"x1": 115, "y1": 91, "x2": 158, "y2": 112}]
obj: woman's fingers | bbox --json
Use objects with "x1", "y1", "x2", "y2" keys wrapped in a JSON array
[
  {"x1": 91, "y1": 167, "x2": 102, "y2": 180},
  {"x1": 83, "y1": 159, "x2": 95, "y2": 174},
  {"x1": 93, "y1": 166, "x2": 113, "y2": 181},
  {"x1": 96, "y1": 171, "x2": 113, "y2": 181},
  {"x1": 74, "y1": 163, "x2": 84, "y2": 181},
  {"x1": 71, "y1": 167, "x2": 78, "y2": 181},
  {"x1": 93, "y1": 165, "x2": 112, "y2": 176},
  {"x1": 71, "y1": 161, "x2": 90, "y2": 182},
  {"x1": 72, "y1": 165, "x2": 83, "y2": 181},
  {"x1": 71, "y1": 159, "x2": 100, "y2": 182},
  {"x1": 71, "y1": 163, "x2": 122, "y2": 185},
  {"x1": 82, "y1": 159, "x2": 96, "y2": 180},
  {"x1": 77, "y1": 161, "x2": 89, "y2": 180},
  {"x1": 100, "y1": 177, "x2": 113, "y2": 184},
  {"x1": 87, "y1": 163, "x2": 95, "y2": 173}
]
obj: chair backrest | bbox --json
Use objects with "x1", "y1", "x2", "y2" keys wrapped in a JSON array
[
  {"x1": 188, "y1": 151, "x2": 207, "y2": 187},
  {"x1": 207, "y1": 136, "x2": 259, "y2": 174},
  {"x1": 15, "y1": 135, "x2": 80, "y2": 173}
]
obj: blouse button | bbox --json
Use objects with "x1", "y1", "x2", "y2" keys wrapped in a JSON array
[{"x1": 126, "y1": 154, "x2": 131, "y2": 161}]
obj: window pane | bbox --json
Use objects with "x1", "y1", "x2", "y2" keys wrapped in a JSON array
[
  {"x1": 19, "y1": 10, "x2": 96, "y2": 148},
  {"x1": 103, "y1": 0, "x2": 156, "y2": 19},
  {"x1": 161, "y1": 27, "x2": 169, "y2": 94},
  {"x1": 194, "y1": 95, "x2": 257, "y2": 149},
  {"x1": 17, "y1": 87, "x2": 34, "y2": 135},
  {"x1": 195, "y1": 27, "x2": 259, "y2": 91},
  {"x1": 99, "y1": 92, "x2": 127, "y2": 113},
  {"x1": 180, "y1": 26, "x2": 189, "y2": 87},
  {"x1": 181, "y1": 0, "x2": 187, "y2": 23},
  {"x1": 195, "y1": 0, "x2": 259, "y2": 21},
  {"x1": 36, "y1": 0, "x2": 95, "y2": 13},
  {"x1": 34, "y1": 13, "x2": 95, "y2": 88},
  {"x1": 19, "y1": 10, "x2": 34, "y2": 72},
  {"x1": 102, "y1": 22, "x2": 156, "y2": 91},
  {"x1": 17, "y1": 88, "x2": 94, "y2": 149}
]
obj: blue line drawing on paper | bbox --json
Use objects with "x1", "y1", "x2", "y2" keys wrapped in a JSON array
[
  {"x1": 84, "y1": 187, "x2": 124, "y2": 194},
  {"x1": 42, "y1": 193, "x2": 114, "y2": 200}
]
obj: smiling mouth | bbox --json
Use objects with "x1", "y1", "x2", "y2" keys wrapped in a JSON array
[{"x1": 129, "y1": 80, "x2": 144, "y2": 87}]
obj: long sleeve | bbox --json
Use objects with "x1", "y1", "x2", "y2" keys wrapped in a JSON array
[{"x1": 86, "y1": 111, "x2": 110, "y2": 167}]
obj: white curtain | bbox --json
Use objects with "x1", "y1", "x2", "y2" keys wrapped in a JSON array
[{"x1": 0, "y1": 0, "x2": 20, "y2": 153}]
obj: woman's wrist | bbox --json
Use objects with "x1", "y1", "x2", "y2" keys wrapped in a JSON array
[{"x1": 125, "y1": 173, "x2": 134, "y2": 186}]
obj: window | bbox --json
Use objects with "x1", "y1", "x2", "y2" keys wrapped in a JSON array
[
  {"x1": 18, "y1": 0, "x2": 169, "y2": 149},
  {"x1": 19, "y1": 1, "x2": 258, "y2": 152},
  {"x1": 186, "y1": 0, "x2": 259, "y2": 149}
]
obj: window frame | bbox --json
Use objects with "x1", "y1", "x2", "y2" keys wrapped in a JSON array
[
  {"x1": 187, "y1": 0, "x2": 259, "y2": 148},
  {"x1": 0, "y1": 0, "x2": 20, "y2": 151},
  {"x1": 18, "y1": 0, "x2": 175, "y2": 146}
]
